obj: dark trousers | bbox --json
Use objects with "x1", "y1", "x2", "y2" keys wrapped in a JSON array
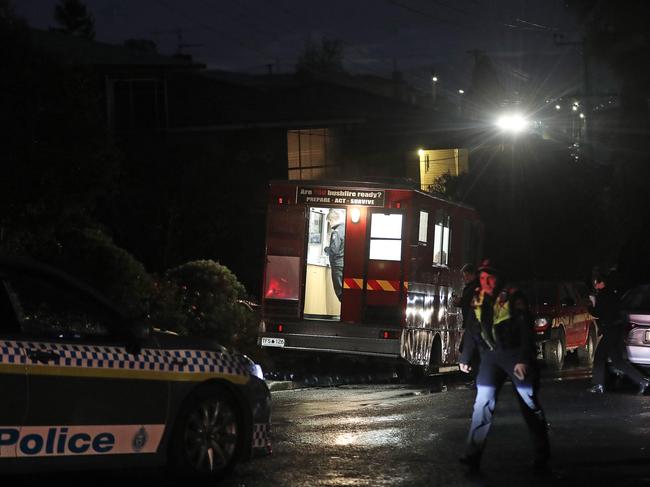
[
  {"x1": 465, "y1": 350, "x2": 549, "y2": 460},
  {"x1": 330, "y1": 265, "x2": 343, "y2": 301},
  {"x1": 592, "y1": 328, "x2": 646, "y2": 387}
]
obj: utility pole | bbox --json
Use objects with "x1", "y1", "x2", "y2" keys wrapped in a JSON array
[{"x1": 554, "y1": 34, "x2": 594, "y2": 163}]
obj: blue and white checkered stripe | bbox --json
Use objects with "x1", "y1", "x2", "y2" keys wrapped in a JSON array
[
  {"x1": 0, "y1": 341, "x2": 25, "y2": 365},
  {"x1": 252, "y1": 423, "x2": 271, "y2": 452},
  {"x1": 1, "y1": 340, "x2": 248, "y2": 377}
]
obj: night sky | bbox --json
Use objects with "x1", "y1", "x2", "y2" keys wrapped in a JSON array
[{"x1": 15, "y1": 0, "x2": 586, "y2": 95}]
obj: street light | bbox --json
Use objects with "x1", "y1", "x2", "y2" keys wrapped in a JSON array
[{"x1": 495, "y1": 113, "x2": 529, "y2": 134}]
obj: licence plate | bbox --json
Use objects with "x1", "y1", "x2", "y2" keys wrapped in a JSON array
[
  {"x1": 645, "y1": 330, "x2": 650, "y2": 344},
  {"x1": 261, "y1": 337, "x2": 285, "y2": 348}
]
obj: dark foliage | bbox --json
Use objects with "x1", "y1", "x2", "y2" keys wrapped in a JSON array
[{"x1": 53, "y1": 0, "x2": 95, "y2": 40}]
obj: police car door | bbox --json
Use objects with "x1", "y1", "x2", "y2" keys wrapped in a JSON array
[
  {"x1": 6, "y1": 271, "x2": 168, "y2": 461},
  {"x1": 0, "y1": 279, "x2": 28, "y2": 458}
]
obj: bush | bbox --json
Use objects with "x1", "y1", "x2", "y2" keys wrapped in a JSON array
[
  {"x1": 151, "y1": 260, "x2": 262, "y2": 360},
  {"x1": 1, "y1": 224, "x2": 152, "y2": 317}
]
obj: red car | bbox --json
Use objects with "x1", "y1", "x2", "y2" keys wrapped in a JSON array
[{"x1": 518, "y1": 280, "x2": 598, "y2": 369}]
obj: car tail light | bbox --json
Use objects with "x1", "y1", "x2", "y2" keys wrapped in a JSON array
[
  {"x1": 276, "y1": 324, "x2": 284, "y2": 332},
  {"x1": 380, "y1": 330, "x2": 399, "y2": 339},
  {"x1": 534, "y1": 317, "x2": 549, "y2": 332}
]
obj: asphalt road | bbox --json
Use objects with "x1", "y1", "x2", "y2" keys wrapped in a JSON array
[{"x1": 224, "y1": 363, "x2": 650, "y2": 487}]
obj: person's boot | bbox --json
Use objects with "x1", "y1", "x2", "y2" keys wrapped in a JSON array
[
  {"x1": 638, "y1": 378, "x2": 650, "y2": 395},
  {"x1": 459, "y1": 451, "x2": 481, "y2": 472},
  {"x1": 532, "y1": 445, "x2": 551, "y2": 474},
  {"x1": 589, "y1": 384, "x2": 604, "y2": 394}
]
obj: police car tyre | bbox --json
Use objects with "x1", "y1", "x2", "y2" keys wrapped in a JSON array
[
  {"x1": 543, "y1": 328, "x2": 565, "y2": 370},
  {"x1": 577, "y1": 326, "x2": 596, "y2": 366},
  {"x1": 170, "y1": 385, "x2": 242, "y2": 478}
]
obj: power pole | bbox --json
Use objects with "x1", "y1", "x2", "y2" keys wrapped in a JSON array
[{"x1": 554, "y1": 34, "x2": 594, "y2": 163}]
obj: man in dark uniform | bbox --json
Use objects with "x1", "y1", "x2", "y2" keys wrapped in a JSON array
[
  {"x1": 589, "y1": 273, "x2": 650, "y2": 394},
  {"x1": 324, "y1": 209, "x2": 345, "y2": 301},
  {"x1": 459, "y1": 260, "x2": 550, "y2": 472},
  {"x1": 455, "y1": 263, "x2": 479, "y2": 381}
]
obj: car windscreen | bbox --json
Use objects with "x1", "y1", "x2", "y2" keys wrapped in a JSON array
[
  {"x1": 621, "y1": 285, "x2": 650, "y2": 311},
  {"x1": 517, "y1": 282, "x2": 557, "y2": 307}
]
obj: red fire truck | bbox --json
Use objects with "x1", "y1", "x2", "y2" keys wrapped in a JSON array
[{"x1": 258, "y1": 179, "x2": 483, "y2": 374}]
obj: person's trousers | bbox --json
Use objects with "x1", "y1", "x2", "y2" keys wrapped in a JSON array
[
  {"x1": 592, "y1": 328, "x2": 647, "y2": 387},
  {"x1": 330, "y1": 265, "x2": 343, "y2": 301},
  {"x1": 465, "y1": 351, "x2": 549, "y2": 460}
]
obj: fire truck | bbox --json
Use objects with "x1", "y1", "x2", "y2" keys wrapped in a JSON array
[{"x1": 258, "y1": 179, "x2": 483, "y2": 374}]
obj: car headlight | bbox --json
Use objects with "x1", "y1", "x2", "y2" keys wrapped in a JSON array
[
  {"x1": 239, "y1": 353, "x2": 265, "y2": 380},
  {"x1": 534, "y1": 317, "x2": 550, "y2": 332}
]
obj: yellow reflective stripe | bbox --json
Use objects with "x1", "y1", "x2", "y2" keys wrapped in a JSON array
[
  {"x1": 493, "y1": 301, "x2": 511, "y2": 325},
  {"x1": 25, "y1": 365, "x2": 250, "y2": 383},
  {"x1": 0, "y1": 363, "x2": 248, "y2": 384},
  {"x1": 378, "y1": 280, "x2": 396, "y2": 291}
]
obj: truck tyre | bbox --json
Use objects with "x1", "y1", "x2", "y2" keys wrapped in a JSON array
[
  {"x1": 577, "y1": 325, "x2": 597, "y2": 366},
  {"x1": 543, "y1": 328, "x2": 566, "y2": 370},
  {"x1": 170, "y1": 385, "x2": 243, "y2": 479}
]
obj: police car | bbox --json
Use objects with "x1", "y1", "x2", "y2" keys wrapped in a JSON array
[{"x1": 0, "y1": 256, "x2": 271, "y2": 477}]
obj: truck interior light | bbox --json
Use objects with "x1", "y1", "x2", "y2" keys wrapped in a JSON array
[{"x1": 350, "y1": 207, "x2": 361, "y2": 223}]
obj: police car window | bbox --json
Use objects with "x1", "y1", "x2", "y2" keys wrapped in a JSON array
[{"x1": 7, "y1": 273, "x2": 112, "y2": 339}]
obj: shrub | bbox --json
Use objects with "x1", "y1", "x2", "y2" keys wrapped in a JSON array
[{"x1": 152, "y1": 260, "x2": 261, "y2": 360}]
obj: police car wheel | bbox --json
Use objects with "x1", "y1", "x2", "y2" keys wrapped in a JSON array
[{"x1": 171, "y1": 386, "x2": 241, "y2": 477}]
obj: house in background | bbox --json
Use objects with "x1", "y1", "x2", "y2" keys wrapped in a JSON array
[{"x1": 28, "y1": 29, "x2": 476, "y2": 293}]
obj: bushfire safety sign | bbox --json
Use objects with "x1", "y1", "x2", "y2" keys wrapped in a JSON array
[{"x1": 296, "y1": 187, "x2": 385, "y2": 207}]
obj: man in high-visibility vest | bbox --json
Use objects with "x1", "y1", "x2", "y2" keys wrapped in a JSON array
[{"x1": 458, "y1": 260, "x2": 550, "y2": 473}]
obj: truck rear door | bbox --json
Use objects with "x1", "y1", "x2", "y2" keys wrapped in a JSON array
[
  {"x1": 364, "y1": 210, "x2": 405, "y2": 325},
  {"x1": 263, "y1": 204, "x2": 307, "y2": 319}
]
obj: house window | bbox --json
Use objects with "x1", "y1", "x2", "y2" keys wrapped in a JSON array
[
  {"x1": 287, "y1": 128, "x2": 339, "y2": 180},
  {"x1": 433, "y1": 210, "x2": 450, "y2": 265},
  {"x1": 369, "y1": 213, "x2": 402, "y2": 261}
]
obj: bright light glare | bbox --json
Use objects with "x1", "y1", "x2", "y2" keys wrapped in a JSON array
[{"x1": 496, "y1": 114, "x2": 528, "y2": 133}]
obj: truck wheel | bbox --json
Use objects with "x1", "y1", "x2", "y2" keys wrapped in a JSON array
[
  {"x1": 543, "y1": 329, "x2": 566, "y2": 370},
  {"x1": 577, "y1": 325, "x2": 597, "y2": 366},
  {"x1": 170, "y1": 385, "x2": 242, "y2": 478}
]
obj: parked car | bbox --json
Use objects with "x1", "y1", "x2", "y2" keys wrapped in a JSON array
[
  {"x1": 0, "y1": 256, "x2": 270, "y2": 477},
  {"x1": 517, "y1": 280, "x2": 598, "y2": 370},
  {"x1": 622, "y1": 285, "x2": 650, "y2": 370}
]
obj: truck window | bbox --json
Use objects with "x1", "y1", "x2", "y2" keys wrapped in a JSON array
[
  {"x1": 433, "y1": 210, "x2": 450, "y2": 265},
  {"x1": 369, "y1": 213, "x2": 402, "y2": 261},
  {"x1": 418, "y1": 211, "x2": 428, "y2": 244}
]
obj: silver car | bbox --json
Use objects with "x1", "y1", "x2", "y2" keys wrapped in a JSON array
[{"x1": 623, "y1": 285, "x2": 650, "y2": 368}]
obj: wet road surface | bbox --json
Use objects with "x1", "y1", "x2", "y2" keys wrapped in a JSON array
[{"x1": 223, "y1": 363, "x2": 650, "y2": 487}]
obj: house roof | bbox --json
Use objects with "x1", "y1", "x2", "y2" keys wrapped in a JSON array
[{"x1": 29, "y1": 28, "x2": 204, "y2": 70}]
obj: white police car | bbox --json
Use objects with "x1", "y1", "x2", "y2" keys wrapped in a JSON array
[{"x1": 0, "y1": 256, "x2": 271, "y2": 477}]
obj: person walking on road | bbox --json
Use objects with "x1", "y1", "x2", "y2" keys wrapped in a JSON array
[
  {"x1": 458, "y1": 260, "x2": 550, "y2": 473},
  {"x1": 455, "y1": 263, "x2": 479, "y2": 380},
  {"x1": 589, "y1": 272, "x2": 650, "y2": 394}
]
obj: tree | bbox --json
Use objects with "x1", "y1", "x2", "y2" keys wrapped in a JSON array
[
  {"x1": 566, "y1": 1, "x2": 650, "y2": 287},
  {"x1": 53, "y1": 0, "x2": 95, "y2": 40},
  {"x1": 296, "y1": 37, "x2": 345, "y2": 77}
]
